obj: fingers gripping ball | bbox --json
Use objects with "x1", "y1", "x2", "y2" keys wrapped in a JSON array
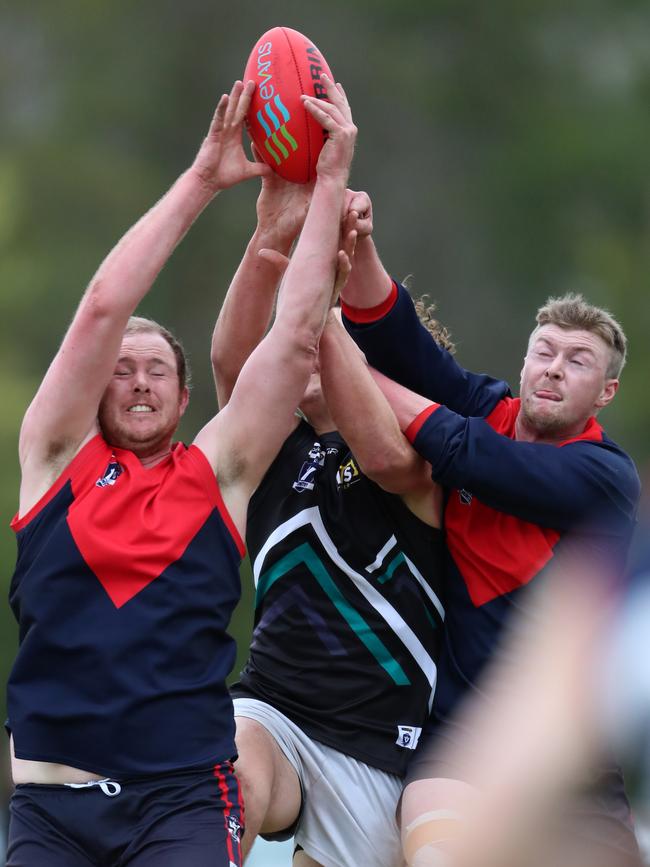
[{"x1": 244, "y1": 27, "x2": 333, "y2": 183}]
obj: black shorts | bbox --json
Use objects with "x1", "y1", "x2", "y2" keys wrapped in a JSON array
[{"x1": 6, "y1": 762, "x2": 244, "y2": 867}]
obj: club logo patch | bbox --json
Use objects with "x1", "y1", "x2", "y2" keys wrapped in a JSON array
[
  {"x1": 396, "y1": 725, "x2": 422, "y2": 750},
  {"x1": 96, "y1": 458, "x2": 123, "y2": 488},
  {"x1": 292, "y1": 442, "x2": 325, "y2": 493}
]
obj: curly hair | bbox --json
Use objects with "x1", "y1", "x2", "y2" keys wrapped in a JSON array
[{"x1": 399, "y1": 275, "x2": 456, "y2": 355}]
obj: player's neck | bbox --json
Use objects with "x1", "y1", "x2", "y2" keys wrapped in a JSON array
[
  {"x1": 299, "y1": 399, "x2": 336, "y2": 436},
  {"x1": 515, "y1": 414, "x2": 587, "y2": 445},
  {"x1": 138, "y1": 447, "x2": 173, "y2": 468},
  {"x1": 111, "y1": 440, "x2": 174, "y2": 468}
]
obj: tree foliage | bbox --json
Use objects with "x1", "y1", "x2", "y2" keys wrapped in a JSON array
[{"x1": 1, "y1": 0, "x2": 649, "y2": 770}]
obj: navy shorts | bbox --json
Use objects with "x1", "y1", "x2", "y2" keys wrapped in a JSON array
[{"x1": 6, "y1": 762, "x2": 244, "y2": 867}]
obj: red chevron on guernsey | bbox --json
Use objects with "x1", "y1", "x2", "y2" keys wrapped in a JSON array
[{"x1": 65, "y1": 436, "x2": 242, "y2": 608}]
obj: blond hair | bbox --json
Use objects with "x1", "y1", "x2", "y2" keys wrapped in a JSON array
[
  {"x1": 414, "y1": 298, "x2": 455, "y2": 354},
  {"x1": 402, "y1": 277, "x2": 455, "y2": 354},
  {"x1": 532, "y1": 293, "x2": 626, "y2": 379}
]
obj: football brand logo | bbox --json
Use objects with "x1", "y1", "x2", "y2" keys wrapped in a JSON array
[
  {"x1": 396, "y1": 725, "x2": 422, "y2": 751},
  {"x1": 256, "y1": 94, "x2": 299, "y2": 167},
  {"x1": 96, "y1": 458, "x2": 123, "y2": 488},
  {"x1": 255, "y1": 41, "x2": 299, "y2": 168},
  {"x1": 459, "y1": 488, "x2": 473, "y2": 505}
]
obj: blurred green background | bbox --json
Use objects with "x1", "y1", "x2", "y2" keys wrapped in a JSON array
[{"x1": 1, "y1": 0, "x2": 649, "y2": 798}]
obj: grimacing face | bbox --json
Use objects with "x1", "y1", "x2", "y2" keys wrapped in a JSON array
[
  {"x1": 98, "y1": 331, "x2": 189, "y2": 456},
  {"x1": 518, "y1": 324, "x2": 618, "y2": 440}
]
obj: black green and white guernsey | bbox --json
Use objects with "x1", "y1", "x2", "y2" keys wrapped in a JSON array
[{"x1": 232, "y1": 420, "x2": 445, "y2": 777}]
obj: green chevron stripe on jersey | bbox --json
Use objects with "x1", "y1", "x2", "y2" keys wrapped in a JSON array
[
  {"x1": 253, "y1": 505, "x2": 438, "y2": 705},
  {"x1": 233, "y1": 422, "x2": 446, "y2": 776},
  {"x1": 258, "y1": 541, "x2": 411, "y2": 686}
]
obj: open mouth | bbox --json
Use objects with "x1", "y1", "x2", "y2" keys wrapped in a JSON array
[{"x1": 128, "y1": 405, "x2": 155, "y2": 413}]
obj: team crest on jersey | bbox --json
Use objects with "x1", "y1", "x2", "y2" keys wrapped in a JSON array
[
  {"x1": 292, "y1": 442, "x2": 325, "y2": 493},
  {"x1": 458, "y1": 488, "x2": 473, "y2": 505},
  {"x1": 227, "y1": 814, "x2": 242, "y2": 842},
  {"x1": 336, "y1": 456, "x2": 360, "y2": 489},
  {"x1": 396, "y1": 725, "x2": 422, "y2": 750},
  {"x1": 95, "y1": 457, "x2": 124, "y2": 488}
]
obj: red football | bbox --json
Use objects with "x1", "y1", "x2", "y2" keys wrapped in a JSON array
[{"x1": 243, "y1": 27, "x2": 334, "y2": 183}]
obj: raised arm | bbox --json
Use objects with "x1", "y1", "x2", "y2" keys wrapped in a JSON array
[
  {"x1": 195, "y1": 75, "x2": 357, "y2": 533},
  {"x1": 319, "y1": 310, "x2": 441, "y2": 527},
  {"x1": 369, "y1": 370, "x2": 640, "y2": 534},
  {"x1": 338, "y1": 193, "x2": 509, "y2": 415},
  {"x1": 338, "y1": 190, "x2": 393, "y2": 309},
  {"x1": 18, "y1": 81, "x2": 267, "y2": 513},
  {"x1": 210, "y1": 159, "x2": 313, "y2": 407}
]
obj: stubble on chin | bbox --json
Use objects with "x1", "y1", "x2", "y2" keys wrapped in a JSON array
[
  {"x1": 99, "y1": 416, "x2": 165, "y2": 454},
  {"x1": 519, "y1": 399, "x2": 570, "y2": 438}
]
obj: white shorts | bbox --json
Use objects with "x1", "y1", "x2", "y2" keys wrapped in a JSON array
[{"x1": 233, "y1": 697, "x2": 403, "y2": 867}]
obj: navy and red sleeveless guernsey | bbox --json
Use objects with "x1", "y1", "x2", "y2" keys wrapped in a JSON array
[
  {"x1": 343, "y1": 283, "x2": 640, "y2": 724},
  {"x1": 7, "y1": 433, "x2": 245, "y2": 778},
  {"x1": 231, "y1": 421, "x2": 445, "y2": 776}
]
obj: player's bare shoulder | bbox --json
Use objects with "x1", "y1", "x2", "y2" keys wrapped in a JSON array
[{"x1": 17, "y1": 390, "x2": 99, "y2": 518}]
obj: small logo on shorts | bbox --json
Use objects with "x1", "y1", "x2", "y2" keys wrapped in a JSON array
[
  {"x1": 227, "y1": 814, "x2": 242, "y2": 842},
  {"x1": 96, "y1": 457, "x2": 124, "y2": 488},
  {"x1": 396, "y1": 725, "x2": 422, "y2": 750}
]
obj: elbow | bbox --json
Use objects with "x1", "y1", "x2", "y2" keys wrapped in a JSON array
[
  {"x1": 278, "y1": 320, "x2": 321, "y2": 366},
  {"x1": 210, "y1": 327, "x2": 241, "y2": 387},
  {"x1": 84, "y1": 281, "x2": 112, "y2": 320},
  {"x1": 358, "y1": 452, "x2": 394, "y2": 480},
  {"x1": 210, "y1": 334, "x2": 224, "y2": 373},
  {"x1": 81, "y1": 279, "x2": 125, "y2": 324},
  {"x1": 357, "y1": 441, "x2": 412, "y2": 481}
]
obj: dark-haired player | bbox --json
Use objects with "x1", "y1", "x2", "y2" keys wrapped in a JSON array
[
  {"x1": 211, "y1": 177, "x2": 446, "y2": 867},
  {"x1": 339, "y1": 217, "x2": 641, "y2": 867},
  {"x1": 6, "y1": 74, "x2": 356, "y2": 867}
]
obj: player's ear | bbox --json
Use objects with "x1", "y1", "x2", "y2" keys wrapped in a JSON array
[
  {"x1": 179, "y1": 386, "x2": 190, "y2": 416},
  {"x1": 594, "y1": 379, "x2": 618, "y2": 410}
]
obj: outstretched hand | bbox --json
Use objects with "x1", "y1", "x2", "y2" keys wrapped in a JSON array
[
  {"x1": 301, "y1": 75, "x2": 357, "y2": 184},
  {"x1": 192, "y1": 80, "x2": 272, "y2": 193},
  {"x1": 253, "y1": 142, "x2": 314, "y2": 243}
]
